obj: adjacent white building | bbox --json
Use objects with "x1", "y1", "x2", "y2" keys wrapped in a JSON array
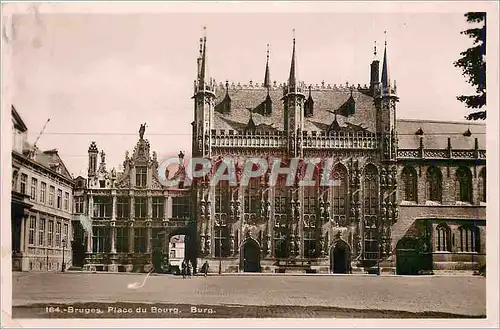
[{"x1": 11, "y1": 106, "x2": 74, "y2": 271}]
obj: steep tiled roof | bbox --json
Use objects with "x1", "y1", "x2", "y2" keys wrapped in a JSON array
[
  {"x1": 396, "y1": 119, "x2": 486, "y2": 150},
  {"x1": 212, "y1": 84, "x2": 376, "y2": 133}
]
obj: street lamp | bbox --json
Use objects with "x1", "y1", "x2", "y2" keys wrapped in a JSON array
[{"x1": 62, "y1": 239, "x2": 66, "y2": 272}]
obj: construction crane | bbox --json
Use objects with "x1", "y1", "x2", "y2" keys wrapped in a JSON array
[
  {"x1": 30, "y1": 118, "x2": 50, "y2": 158},
  {"x1": 33, "y1": 118, "x2": 51, "y2": 150}
]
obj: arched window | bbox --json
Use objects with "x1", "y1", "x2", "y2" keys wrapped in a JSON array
[
  {"x1": 458, "y1": 226, "x2": 480, "y2": 252},
  {"x1": 479, "y1": 168, "x2": 486, "y2": 203},
  {"x1": 274, "y1": 178, "x2": 288, "y2": 258},
  {"x1": 215, "y1": 180, "x2": 230, "y2": 216},
  {"x1": 401, "y1": 166, "x2": 417, "y2": 202},
  {"x1": 363, "y1": 164, "x2": 379, "y2": 260},
  {"x1": 332, "y1": 164, "x2": 348, "y2": 226},
  {"x1": 435, "y1": 224, "x2": 451, "y2": 252},
  {"x1": 303, "y1": 185, "x2": 317, "y2": 258},
  {"x1": 426, "y1": 166, "x2": 442, "y2": 202},
  {"x1": 455, "y1": 167, "x2": 472, "y2": 203},
  {"x1": 244, "y1": 178, "x2": 260, "y2": 214}
]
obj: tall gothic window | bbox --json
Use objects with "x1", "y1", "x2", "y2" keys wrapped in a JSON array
[
  {"x1": 117, "y1": 197, "x2": 129, "y2": 219},
  {"x1": 455, "y1": 167, "x2": 472, "y2": 203},
  {"x1": 94, "y1": 196, "x2": 112, "y2": 219},
  {"x1": 332, "y1": 164, "x2": 348, "y2": 226},
  {"x1": 152, "y1": 197, "x2": 164, "y2": 219},
  {"x1": 274, "y1": 178, "x2": 288, "y2": 258},
  {"x1": 401, "y1": 166, "x2": 417, "y2": 202},
  {"x1": 135, "y1": 197, "x2": 147, "y2": 219},
  {"x1": 172, "y1": 197, "x2": 190, "y2": 219},
  {"x1": 215, "y1": 180, "x2": 230, "y2": 226},
  {"x1": 303, "y1": 229, "x2": 316, "y2": 258},
  {"x1": 116, "y1": 227, "x2": 129, "y2": 253},
  {"x1": 435, "y1": 224, "x2": 451, "y2": 252},
  {"x1": 92, "y1": 227, "x2": 109, "y2": 253},
  {"x1": 75, "y1": 196, "x2": 84, "y2": 214},
  {"x1": 426, "y1": 166, "x2": 442, "y2": 202},
  {"x1": 458, "y1": 225, "x2": 480, "y2": 252},
  {"x1": 134, "y1": 227, "x2": 146, "y2": 253},
  {"x1": 363, "y1": 164, "x2": 378, "y2": 260},
  {"x1": 136, "y1": 166, "x2": 147, "y2": 187},
  {"x1": 244, "y1": 178, "x2": 260, "y2": 214},
  {"x1": 303, "y1": 185, "x2": 317, "y2": 258},
  {"x1": 479, "y1": 168, "x2": 486, "y2": 203},
  {"x1": 214, "y1": 226, "x2": 230, "y2": 257}
]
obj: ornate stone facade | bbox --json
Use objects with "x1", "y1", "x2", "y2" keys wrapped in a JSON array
[
  {"x1": 191, "y1": 34, "x2": 486, "y2": 275},
  {"x1": 74, "y1": 127, "x2": 193, "y2": 273}
]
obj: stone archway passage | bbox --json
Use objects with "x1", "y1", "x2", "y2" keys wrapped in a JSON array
[
  {"x1": 241, "y1": 239, "x2": 261, "y2": 273},
  {"x1": 330, "y1": 241, "x2": 351, "y2": 274}
]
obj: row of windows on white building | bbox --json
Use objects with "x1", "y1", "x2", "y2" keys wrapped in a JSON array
[
  {"x1": 27, "y1": 216, "x2": 69, "y2": 249},
  {"x1": 19, "y1": 173, "x2": 71, "y2": 211}
]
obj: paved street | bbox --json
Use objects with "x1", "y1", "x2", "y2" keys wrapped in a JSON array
[{"x1": 12, "y1": 272, "x2": 486, "y2": 318}]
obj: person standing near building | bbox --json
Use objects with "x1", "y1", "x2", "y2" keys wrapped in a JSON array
[
  {"x1": 187, "y1": 260, "x2": 193, "y2": 278},
  {"x1": 202, "y1": 261, "x2": 209, "y2": 277},
  {"x1": 181, "y1": 260, "x2": 186, "y2": 279}
]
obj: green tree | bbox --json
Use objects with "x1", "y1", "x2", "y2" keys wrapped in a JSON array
[{"x1": 454, "y1": 12, "x2": 486, "y2": 120}]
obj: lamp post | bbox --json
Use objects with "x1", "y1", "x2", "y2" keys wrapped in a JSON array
[{"x1": 62, "y1": 239, "x2": 66, "y2": 272}]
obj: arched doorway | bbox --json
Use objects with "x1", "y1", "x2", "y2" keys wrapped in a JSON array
[
  {"x1": 241, "y1": 239, "x2": 261, "y2": 272},
  {"x1": 396, "y1": 237, "x2": 431, "y2": 275},
  {"x1": 330, "y1": 240, "x2": 351, "y2": 274}
]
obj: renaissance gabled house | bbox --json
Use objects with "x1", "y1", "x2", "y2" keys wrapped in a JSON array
[
  {"x1": 191, "y1": 34, "x2": 486, "y2": 275},
  {"x1": 73, "y1": 131, "x2": 193, "y2": 272}
]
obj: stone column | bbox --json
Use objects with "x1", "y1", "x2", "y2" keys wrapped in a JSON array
[
  {"x1": 112, "y1": 194, "x2": 117, "y2": 220},
  {"x1": 147, "y1": 224, "x2": 152, "y2": 253},
  {"x1": 20, "y1": 214, "x2": 26, "y2": 253},
  {"x1": 111, "y1": 193, "x2": 117, "y2": 253},
  {"x1": 298, "y1": 186, "x2": 304, "y2": 258},
  {"x1": 129, "y1": 193, "x2": 135, "y2": 254},
  {"x1": 129, "y1": 224, "x2": 135, "y2": 253},
  {"x1": 87, "y1": 196, "x2": 94, "y2": 253},
  {"x1": 110, "y1": 225, "x2": 116, "y2": 253},
  {"x1": 147, "y1": 194, "x2": 153, "y2": 219},
  {"x1": 166, "y1": 195, "x2": 172, "y2": 219},
  {"x1": 130, "y1": 195, "x2": 135, "y2": 219},
  {"x1": 268, "y1": 187, "x2": 275, "y2": 258}
]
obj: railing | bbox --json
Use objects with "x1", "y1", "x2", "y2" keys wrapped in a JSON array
[
  {"x1": 212, "y1": 133, "x2": 287, "y2": 148},
  {"x1": 398, "y1": 149, "x2": 486, "y2": 160},
  {"x1": 211, "y1": 131, "x2": 378, "y2": 150},
  {"x1": 303, "y1": 133, "x2": 378, "y2": 149}
]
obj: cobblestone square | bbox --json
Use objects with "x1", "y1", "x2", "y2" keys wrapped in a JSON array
[{"x1": 12, "y1": 272, "x2": 486, "y2": 318}]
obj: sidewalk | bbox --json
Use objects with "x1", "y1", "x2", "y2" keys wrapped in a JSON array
[{"x1": 45, "y1": 270, "x2": 481, "y2": 278}]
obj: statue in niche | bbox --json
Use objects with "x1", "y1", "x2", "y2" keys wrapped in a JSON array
[
  {"x1": 139, "y1": 123, "x2": 147, "y2": 140},
  {"x1": 205, "y1": 237, "x2": 211, "y2": 254},
  {"x1": 230, "y1": 234, "x2": 235, "y2": 254},
  {"x1": 266, "y1": 235, "x2": 271, "y2": 255},
  {"x1": 200, "y1": 236, "x2": 206, "y2": 254}
]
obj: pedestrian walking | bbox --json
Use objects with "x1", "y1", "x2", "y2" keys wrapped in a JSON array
[
  {"x1": 181, "y1": 260, "x2": 186, "y2": 279},
  {"x1": 187, "y1": 260, "x2": 193, "y2": 278},
  {"x1": 202, "y1": 261, "x2": 209, "y2": 277}
]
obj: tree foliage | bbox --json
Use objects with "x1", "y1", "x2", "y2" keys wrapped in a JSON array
[{"x1": 454, "y1": 12, "x2": 486, "y2": 120}]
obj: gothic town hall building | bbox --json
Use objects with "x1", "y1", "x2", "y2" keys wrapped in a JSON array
[{"x1": 76, "y1": 34, "x2": 486, "y2": 275}]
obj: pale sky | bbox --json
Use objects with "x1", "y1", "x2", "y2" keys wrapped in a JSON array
[{"x1": 9, "y1": 8, "x2": 479, "y2": 178}]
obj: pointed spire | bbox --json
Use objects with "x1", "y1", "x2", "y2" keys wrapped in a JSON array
[
  {"x1": 374, "y1": 41, "x2": 377, "y2": 57},
  {"x1": 288, "y1": 29, "x2": 297, "y2": 89},
  {"x1": 199, "y1": 26, "x2": 209, "y2": 90},
  {"x1": 381, "y1": 31, "x2": 390, "y2": 90},
  {"x1": 264, "y1": 44, "x2": 271, "y2": 88}
]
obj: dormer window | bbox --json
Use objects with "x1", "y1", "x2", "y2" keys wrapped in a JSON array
[{"x1": 136, "y1": 166, "x2": 147, "y2": 187}]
